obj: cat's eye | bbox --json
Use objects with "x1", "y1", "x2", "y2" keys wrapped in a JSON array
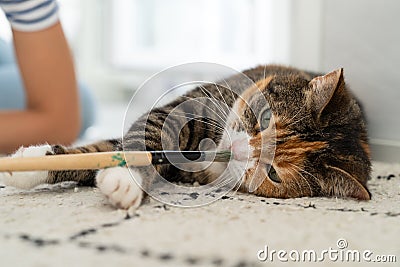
[
  {"x1": 267, "y1": 165, "x2": 281, "y2": 183},
  {"x1": 259, "y1": 109, "x2": 272, "y2": 130}
]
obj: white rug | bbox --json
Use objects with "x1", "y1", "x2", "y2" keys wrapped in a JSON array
[{"x1": 0, "y1": 161, "x2": 399, "y2": 267}]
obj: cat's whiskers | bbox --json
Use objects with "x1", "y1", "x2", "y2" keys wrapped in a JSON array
[
  {"x1": 230, "y1": 162, "x2": 247, "y2": 185},
  {"x1": 290, "y1": 167, "x2": 312, "y2": 196},
  {"x1": 287, "y1": 162, "x2": 319, "y2": 184},
  {"x1": 151, "y1": 111, "x2": 226, "y2": 132},
  {"x1": 153, "y1": 96, "x2": 229, "y2": 130},
  {"x1": 152, "y1": 112, "x2": 220, "y2": 129},
  {"x1": 285, "y1": 166, "x2": 308, "y2": 197},
  {"x1": 287, "y1": 162, "x2": 317, "y2": 196},
  {"x1": 179, "y1": 94, "x2": 230, "y2": 123},
  {"x1": 200, "y1": 81, "x2": 244, "y2": 132},
  {"x1": 259, "y1": 142, "x2": 277, "y2": 152},
  {"x1": 263, "y1": 65, "x2": 267, "y2": 80},
  {"x1": 197, "y1": 85, "x2": 231, "y2": 118},
  {"x1": 214, "y1": 79, "x2": 243, "y2": 115},
  {"x1": 212, "y1": 82, "x2": 235, "y2": 116},
  {"x1": 220, "y1": 77, "x2": 239, "y2": 108},
  {"x1": 213, "y1": 169, "x2": 240, "y2": 189},
  {"x1": 180, "y1": 91, "x2": 229, "y2": 119}
]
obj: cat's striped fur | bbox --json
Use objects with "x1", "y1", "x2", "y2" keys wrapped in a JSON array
[{"x1": 3, "y1": 65, "x2": 371, "y2": 209}]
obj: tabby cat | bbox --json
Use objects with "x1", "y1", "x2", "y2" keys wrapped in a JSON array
[{"x1": 1, "y1": 65, "x2": 371, "y2": 209}]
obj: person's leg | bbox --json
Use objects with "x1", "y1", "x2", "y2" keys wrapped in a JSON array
[{"x1": 0, "y1": 64, "x2": 96, "y2": 137}]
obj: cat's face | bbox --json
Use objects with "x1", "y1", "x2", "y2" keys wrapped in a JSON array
[{"x1": 212, "y1": 69, "x2": 371, "y2": 200}]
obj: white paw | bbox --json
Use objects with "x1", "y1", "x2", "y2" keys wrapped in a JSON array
[
  {"x1": 96, "y1": 167, "x2": 143, "y2": 210},
  {"x1": 0, "y1": 145, "x2": 52, "y2": 189}
]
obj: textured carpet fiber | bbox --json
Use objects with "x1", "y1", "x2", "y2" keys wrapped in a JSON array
[{"x1": 0, "y1": 161, "x2": 399, "y2": 267}]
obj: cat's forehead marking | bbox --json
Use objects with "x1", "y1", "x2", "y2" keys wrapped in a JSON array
[{"x1": 236, "y1": 76, "x2": 273, "y2": 115}]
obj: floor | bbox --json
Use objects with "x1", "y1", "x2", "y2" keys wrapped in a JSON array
[
  {"x1": 0, "y1": 162, "x2": 399, "y2": 267},
  {"x1": 0, "y1": 101, "x2": 399, "y2": 267}
]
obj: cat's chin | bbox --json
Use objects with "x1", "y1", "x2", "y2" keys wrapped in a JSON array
[
  {"x1": 206, "y1": 162, "x2": 228, "y2": 183},
  {"x1": 207, "y1": 158, "x2": 255, "y2": 186}
]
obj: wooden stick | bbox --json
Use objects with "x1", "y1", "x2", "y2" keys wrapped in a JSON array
[
  {"x1": 0, "y1": 151, "x2": 232, "y2": 172},
  {"x1": 0, "y1": 152, "x2": 151, "y2": 172}
]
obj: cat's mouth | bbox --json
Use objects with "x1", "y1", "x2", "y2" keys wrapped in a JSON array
[{"x1": 230, "y1": 139, "x2": 253, "y2": 161}]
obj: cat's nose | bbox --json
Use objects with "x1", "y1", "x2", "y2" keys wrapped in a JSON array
[{"x1": 230, "y1": 139, "x2": 251, "y2": 161}]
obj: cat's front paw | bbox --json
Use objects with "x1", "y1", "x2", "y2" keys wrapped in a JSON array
[
  {"x1": 96, "y1": 167, "x2": 143, "y2": 210},
  {"x1": 0, "y1": 145, "x2": 53, "y2": 189}
]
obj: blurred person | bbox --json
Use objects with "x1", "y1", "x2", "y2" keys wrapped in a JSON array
[{"x1": 0, "y1": 0, "x2": 94, "y2": 154}]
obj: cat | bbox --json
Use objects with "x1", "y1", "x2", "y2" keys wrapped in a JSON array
[{"x1": 0, "y1": 65, "x2": 371, "y2": 210}]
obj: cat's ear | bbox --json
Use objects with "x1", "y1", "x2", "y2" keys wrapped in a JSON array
[
  {"x1": 308, "y1": 68, "x2": 344, "y2": 116},
  {"x1": 326, "y1": 165, "x2": 371, "y2": 200}
]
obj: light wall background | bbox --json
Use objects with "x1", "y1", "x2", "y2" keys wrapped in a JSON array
[
  {"x1": 0, "y1": 0, "x2": 398, "y2": 161},
  {"x1": 289, "y1": 0, "x2": 400, "y2": 161},
  {"x1": 321, "y1": 0, "x2": 400, "y2": 161}
]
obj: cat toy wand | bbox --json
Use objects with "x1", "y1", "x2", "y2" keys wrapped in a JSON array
[{"x1": 0, "y1": 151, "x2": 233, "y2": 172}]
